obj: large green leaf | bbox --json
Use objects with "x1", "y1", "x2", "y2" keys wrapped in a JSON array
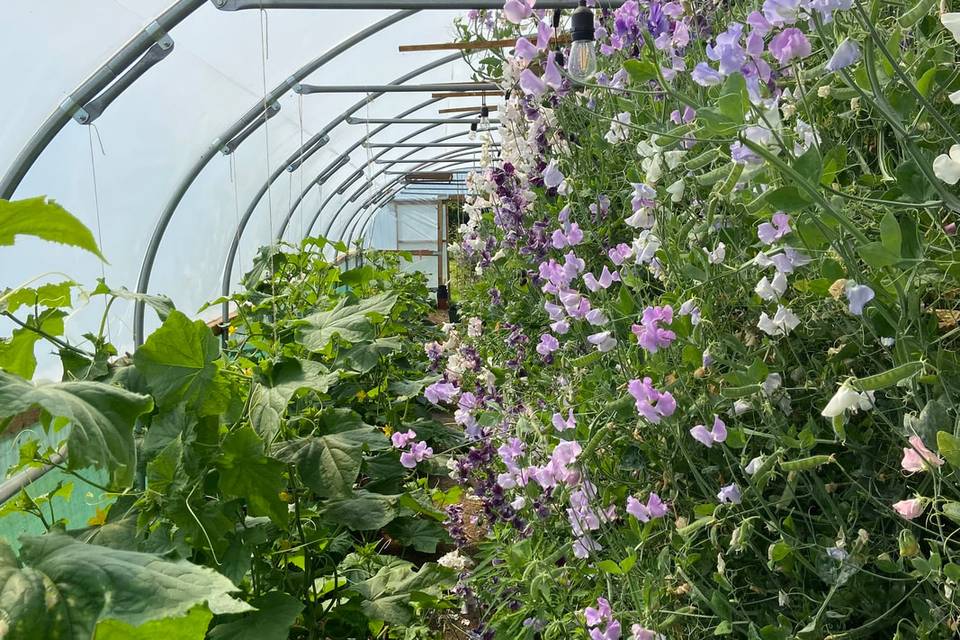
[
  {"x1": 249, "y1": 358, "x2": 339, "y2": 442},
  {"x1": 0, "y1": 309, "x2": 66, "y2": 379},
  {"x1": 275, "y1": 425, "x2": 387, "y2": 498},
  {"x1": 295, "y1": 292, "x2": 398, "y2": 352},
  {"x1": 91, "y1": 279, "x2": 175, "y2": 322},
  {"x1": 0, "y1": 533, "x2": 249, "y2": 640},
  {"x1": 94, "y1": 604, "x2": 213, "y2": 640},
  {"x1": 352, "y1": 561, "x2": 455, "y2": 625},
  {"x1": 217, "y1": 426, "x2": 288, "y2": 526},
  {"x1": 383, "y1": 517, "x2": 451, "y2": 554},
  {"x1": 0, "y1": 197, "x2": 104, "y2": 260},
  {"x1": 134, "y1": 311, "x2": 221, "y2": 410},
  {"x1": 207, "y1": 591, "x2": 304, "y2": 640},
  {"x1": 0, "y1": 371, "x2": 153, "y2": 486},
  {"x1": 338, "y1": 337, "x2": 404, "y2": 374},
  {"x1": 319, "y1": 490, "x2": 399, "y2": 530}
]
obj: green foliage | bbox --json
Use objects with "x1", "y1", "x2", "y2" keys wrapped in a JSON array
[{"x1": 0, "y1": 197, "x2": 104, "y2": 260}]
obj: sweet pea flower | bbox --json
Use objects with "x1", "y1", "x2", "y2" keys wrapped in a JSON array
[
  {"x1": 844, "y1": 282, "x2": 874, "y2": 315},
  {"x1": 892, "y1": 497, "x2": 925, "y2": 520},
  {"x1": 755, "y1": 272, "x2": 787, "y2": 301},
  {"x1": 631, "y1": 625, "x2": 666, "y2": 640},
  {"x1": 769, "y1": 28, "x2": 811, "y2": 64},
  {"x1": 544, "y1": 50, "x2": 564, "y2": 89},
  {"x1": 588, "y1": 331, "x2": 618, "y2": 352},
  {"x1": 467, "y1": 317, "x2": 483, "y2": 337},
  {"x1": 627, "y1": 377, "x2": 676, "y2": 423},
  {"x1": 747, "y1": 10, "x2": 773, "y2": 34},
  {"x1": 503, "y1": 0, "x2": 534, "y2": 24},
  {"x1": 934, "y1": 145, "x2": 960, "y2": 184},
  {"x1": 744, "y1": 455, "x2": 765, "y2": 475},
  {"x1": 537, "y1": 19, "x2": 553, "y2": 49},
  {"x1": 670, "y1": 106, "x2": 696, "y2": 124},
  {"x1": 536, "y1": 333, "x2": 560, "y2": 356},
  {"x1": 425, "y1": 380, "x2": 460, "y2": 404},
  {"x1": 763, "y1": 0, "x2": 801, "y2": 26},
  {"x1": 590, "y1": 621, "x2": 622, "y2": 640},
  {"x1": 690, "y1": 415, "x2": 728, "y2": 447},
  {"x1": 632, "y1": 305, "x2": 676, "y2": 354},
  {"x1": 941, "y1": 12, "x2": 960, "y2": 44},
  {"x1": 518, "y1": 68, "x2": 547, "y2": 97},
  {"x1": 552, "y1": 408, "x2": 576, "y2": 432},
  {"x1": 626, "y1": 492, "x2": 668, "y2": 522},
  {"x1": 901, "y1": 435, "x2": 944, "y2": 473},
  {"x1": 514, "y1": 37, "x2": 538, "y2": 61},
  {"x1": 821, "y1": 382, "x2": 875, "y2": 417},
  {"x1": 573, "y1": 535, "x2": 603, "y2": 558},
  {"x1": 551, "y1": 319, "x2": 570, "y2": 334},
  {"x1": 757, "y1": 305, "x2": 800, "y2": 337},
  {"x1": 583, "y1": 266, "x2": 621, "y2": 292},
  {"x1": 605, "y1": 112, "x2": 632, "y2": 144},
  {"x1": 391, "y1": 429, "x2": 417, "y2": 449},
  {"x1": 585, "y1": 598, "x2": 613, "y2": 627},
  {"x1": 586, "y1": 309, "x2": 610, "y2": 326},
  {"x1": 400, "y1": 440, "x2": 433, "y2": 468},
  {"x1": 706, "y1": 242, "x2": 726, "y2": 264},
  {"x1": 825, "y1": 38, "x2": 861, "y2": 72},
  {"x1": 758, "y1": 212, "x2": 791, "y2": 244},
  {"x1": 691, "y1": 62, "x2": 724, "y2": 86},
  {"x1": 678, "y1": 299, "x2": 701, "y2": 325},
  {"x1": 608, "y1": 243, "x2": 633, "y2": 265},
  {"x1": 543, "y1": 161, "x2": 565, "y2": 188},
  {"x1": 718, "y1": 483, "x2": 742, "y2": 504}
]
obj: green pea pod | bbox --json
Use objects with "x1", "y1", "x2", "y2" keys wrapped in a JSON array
[
  {"x1": 899, "y1": 0, "x2": 937, "y2": 27},
  {"x1": 832, "y1": 414, "x2": 846, "y2": 443},
  {"x1": 685, "y1": 148, "x2": 722, "y2": 171},
  {"x1": 677, "y1": 516, "x2": 715, "y2": 540},
  {"x1": 661, "y1": 606, "x2": 696, "y2": 627},
  {"x1": 717, "y1": 162, "x2": 744, "y2": 196},
  {"x1": 603, "y1": 395, "x2": 636, "y2": 414},
  {"x1": 780, "y1": 454, "x2": 835, "y2": 472},
  {"x1": 745, "y1": 193, "x2": 770, "y2": 214},
  {"x1": 720, "y1": 384, "x2": 760, "y2": 399},
  {"x1": 830, "y1": 86, "x2": 860, "y2": 101},
  {"x1": 852, "y1": 361, "x2": 923, "y2": 391},
  {"x1": 696, "y1": 163, "x2": 733, "y2": 187},
  {"x1": 571, "y1": 350, "x2": 602, "y2": 368},
  {"x1": 582, "y1": 424, "x2": 613, "y2": 461},
  {"x1": 658, "y1": 123, "x2": 695, "y2": 149}
]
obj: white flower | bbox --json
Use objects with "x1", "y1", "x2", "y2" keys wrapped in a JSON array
[
  {"x1": 821, "y1": 382, "x2": 875, "y2": 418},
  {"x1": 755, "y1": 272, "x2": 787, "y2": 301},
  {"x1": 757, "y1": 305, "x2": 800, "y2": 337},
  {"x1": 604, "y1": 112, "x2": 632, "y2": 144},
  {"x1": 625, "y1": 207, "x2": 656, "y2": 229},
  {"x1": 933, "y1": 144, "x2": 960, "y2": 184},
  {"x1": 632, "y1": 231, "x2": 661, "y2": 264},
  {"x1": 942, "y1": 13, "x2": 960, "y2": 44},
  {"x1": 666, "y1": 178, "x2": 685, "y2": 202},
  {"x1": 762, "y1": 373, "x2": 782, "y2": 397},
  {"x1": 744, "y1": 455, "x2": 764, "y2": 475},
  {"x1": 467, "y1": 317, "x2": 482, "y2": 338},
  {"x1": 663, "y1": 150, "x2": 687, "y2": 170},
  {"x1": 949, "y1": 89, "x2": 960, "y2": 105},
  {"x1": 706, "y1": 242, "x2": 726, "y2": 265},
  {"x1": 438, "y1": 550, "x2": 473, "y2": 571}
]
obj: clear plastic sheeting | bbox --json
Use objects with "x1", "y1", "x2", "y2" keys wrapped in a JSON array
[{"x1": 0, "y1": 0, "x2": 483, "y2": 366}]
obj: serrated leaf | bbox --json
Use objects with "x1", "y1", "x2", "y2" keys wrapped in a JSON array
[
  {"x1": 339, "y1": 337, "x2": 404, "y2": 374},
  {"x1": 275, "y1": 425, "x2": 387, "y2": 498},
  {"x1": 249, "y1": 358, "x2": 339, "y2": 441},
  {"x1": 94, "y1": 604, "x2": 213, "y2": 640},
  {"x1": 383, "y1": 518, "x2": 450, "y2": 554},
  {"x1": 207, "y1": 591, "x2": 303, "y2": 640},
  {"x1": 217, "y1": 426, "x2": 288, "y2": 526},
  {"x1": 319, "y1": 490, "x2": 399, "y2": 530},
  {"x1": 352, "y1": 561, "x2": 455, "y2": 625},
  {"x1": 134, "y1": 311, "x2": 221, "y2": 410},
  {"x1": 91, "y1": 280, "x2": 175, "y2": 322},
  {"x1": 295, "y1": 292, "x2": 398, "y2": 352},
  {"x1": 0, "y1": 197, "x2": 104, "y2": 260},
  {"x1": 0, "y1": 532, "x2": 249, "y2": 640},
  {"x1": 0, "y1": 370, "x2": 152, "y2": 487}
]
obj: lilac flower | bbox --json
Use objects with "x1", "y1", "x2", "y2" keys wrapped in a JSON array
[
  {"x1": 755, "y1": 247, "x2": 811, "y2": 273},
  {"x1": 631, "y1": 625, "x2": 666, "y2": 640},
  {"x1": 551, "y1": 319, "x2": 570, "y2": 334},
  {"x1": 586, "y1": 309, "x2": 610, "y2": 326},
  {"x1": 391, "y1": 429, "x2": 417, "y2": 449},
  {"x1": 400, "y1": 441, "x2": 434, "y2": 468},
  {"x1": 762, "y1": 0, "x2": 802, "y2": 26},
  {"x1": 590, "y1": 621, "x2": 622, "y2": 640},
  {"x1": 747, "y1": 10, "x2": 773, "y2": 35},
  {"x1": 627, "y1": 377, "x2": 676, "y2": 423},
  {"x1": 543, "y1": 161, "x2": 564, "y2": 188},
  {"x1": 583, "y1": 266, "x2": 621, "y2": 292},
  {"x1": 678, "y1": 299, "x2": 701, "y2": 325},
  {"x1": 826, "y1": 38, "x2": 861, "y2": 71},
  {"x1": 626, "y1": 492, "x2": 668, "y2": 522},
  {"x1": 706, "y1": 23, "x2": 748, "y2": 75},
  {"x1": 514, "y1": 37, "x2": 538, "y2": 61},
  {"x1": 691, "y1": 62, "x2": 724, "y2": 86},
  {"x1": 758, "y1": 212, "x2": 791, "y2": 244},
  {"x1": 757, "y1": 305, "x2": 800, "y2": 337},
  {"x1": 518, "y1": 68, "x2": 547, "y2": 97},
  {"x1": 537, "y1": 19, "x2": 553, "y2": 49},
  {"x1": 845, "y1": 282, "x2": 874, "y2": 315},
  {"x1": 585, "y1": 598, "x2": 613, "y2": 627},
  {"x1": 425, "y1": 380, "x2": 460, "y2": 404},
  {"x1": 544, "y1": 50, "x2": 564, "y2": 89},
  {"x1": 588, "y1": 331, "x2": 618, "y2": 352},
  {"x1": 670, "y1": 106, "x2": 696, "y2": 124},
  {"x1": 536, "y1": 333, "x2": 560, "y2": 356},
  {"x1": 552, "y1": 409, "x2": 576, "y2": 432},
  {"x1": 632, "y1": 305, "x2": 676, "y2": 354},
  {"x1": 573, "y1": 535, "x2": 603, "y2": 558},
  {"x1": 730, "y1": 126, "x2": 772, "y2": 164},
  {"x1": 705, "y1": 241, "x2": 726, "y2": 264},
  {"x1": 717, "y1": 483, "x2": 743, "y2": 504},
  {"x1": 608, "y1": 243, "x2": 633, "y2": 265},
  {"x1": 769, "y1": 28, "x2": 811, "y2": 64},
  {"x1": 503, "y1": 0, "x2": 534, "y2": 24},
  {"x1": 689, "y1": 415, "x2": 728, "y2": 447}
]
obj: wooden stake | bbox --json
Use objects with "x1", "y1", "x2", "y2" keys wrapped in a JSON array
[
  {"x1": 438, "y1": 105, "x2": 498, "y2": 114},
  {"x1": 399, "y1": 33, "x2": 570, "y2": 53}
]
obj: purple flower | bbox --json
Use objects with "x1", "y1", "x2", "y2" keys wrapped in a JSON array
[
  {"x1": 551, "y1": 319, "x2": 570, "y2": 334},
  {"x1": 670, "y1": 105, "x2": 696, "y2": 124},
  {"x1": 691, "y1": 62, "x2": 724, "y2": 86},
  {"x1": 585, "y1": 598, "x2": 613, "y2": 627},
  {"x1": 514, "y1": 36, "x2": 538, "y2": 61},
  {"x1": 627, "y1": 377, "x2": 676, "y2": 423},
  {"x1": 718, "y1": 483, "x2": 742, "y2": 504},
  {"x1": 590, "y1": 621, "x2": 622, "y2": 640},
  {"x1": 626, "y1": 492, "x2": 668, "y2": 522},
  {"x1": 544, "y1": 50, "x2": 563, "y2": 89},
  {"x1": 583, "y1": 266, "x2": 621, "y2": 292},
  {"x1": 425, "y1": 380, "x2": 460, "y2": 404},
  {"x1": 536, "y1": 332, "x2": 560, "y2": 356},
  {"x1": 757, "y1": 211, "x2": 791, "y2": 244},
  {"x1": 543, "y1": 161, "x2": 564, "y2": 188},
  {"x1": 825, "y1": 38, "x2": 861, "y2": 71},
  {"x1": 537, "y1": 19, "x2": 553, "y2": 49},
  {"x1": 768, "y1": 28, "x2": 811, "y2": 64},
  {"x1": 845, "y1": 282, "x2": 875, "y2": 315},
  {"x1": 503, "y1": 0, "x2": 533, "y2": 24},
  {"x1": 608, "y1": 243, "x2": 633, "y2": 265},
  {"x1": 763, "y1": 0, "x2": 802, "y2": 26},
  {"x1": 689, "y1": 415, "x2": 728, "y2": 447},
  {"x1": 632, "y1": 305, "x2": 676, "y2": 354},
  {"x1": 706, "y1": 23, "x2": 748, "y2": 75},
  {"x1": 391, "y1": 429, "x2": 417, "y2": 449},
  {"x1": 400, "y1": 440, "x2": 433, "y2": 468},
  {"x1": 678, "y1": 299, "x2": 701, "y2": 325},
  {"x1": 518, "y1": 68, "x2": 547, "y2": 97},
  {"x1": 747, "y1": 10, "x2": 773, "y2": 34},
  {"x1": 552, "y1": 409, "x2": 576, "y2": 431}
]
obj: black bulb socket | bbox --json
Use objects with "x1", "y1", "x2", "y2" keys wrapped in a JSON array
[{"x1": 571, "y1": 4, "x2": 594, "y2": 42}]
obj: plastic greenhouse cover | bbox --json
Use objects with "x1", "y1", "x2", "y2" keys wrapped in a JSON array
[{"x1": 0, "y1": 1, "x2": 481, "y2": 379}]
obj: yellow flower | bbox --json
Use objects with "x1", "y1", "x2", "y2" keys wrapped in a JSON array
[
  {"x1": 87, "y1": 506, "x2": 108, "y2": 527},
  {"x1": 383, "y1": 424, "x2": 394, "y2": 437}
]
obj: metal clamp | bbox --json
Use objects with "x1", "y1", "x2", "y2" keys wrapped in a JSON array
[
  {"x1": 60, "y1": 96, "x2": 90, "y2": 125},
  {"x1": 145, "y1": 20, "x2": 175, "y2": 50}
]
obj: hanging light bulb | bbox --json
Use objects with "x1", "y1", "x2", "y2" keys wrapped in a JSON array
[{"x1": 567, "y1": 0, "x2": 597, "y2": 82}]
